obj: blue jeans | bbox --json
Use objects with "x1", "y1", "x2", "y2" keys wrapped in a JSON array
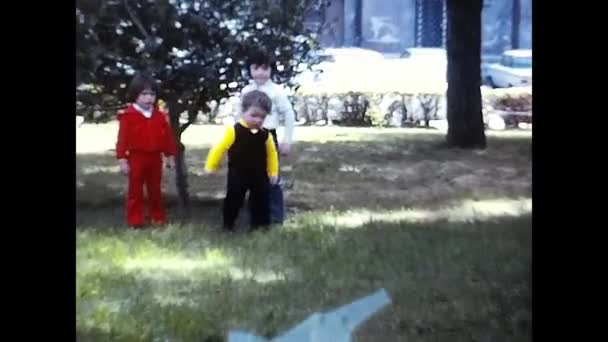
[{"x1": 268, "y1": 129, "x2": 285, "y2": 224}]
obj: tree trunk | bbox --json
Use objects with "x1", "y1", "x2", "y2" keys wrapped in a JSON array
[
  {"x1": 168, "y1": 102, "x2": 191, "y2": 220},
  {"x1": 445, "y1": 0, "x2": 487, "y2": 149},
  {"x1": 511, "y1": 0, "x2": 521, "y2": 49},
  {"x1": 174, "y1": 141, "x2": 191, "y2": 217}
]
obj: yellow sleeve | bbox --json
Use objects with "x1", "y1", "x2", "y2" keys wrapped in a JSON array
[
  {"x1": 205, "y1": 126, "x2": 235, "y2": 171},
  {"x1": 266, "y1": 135, "x2": 279, "y2": 177}
]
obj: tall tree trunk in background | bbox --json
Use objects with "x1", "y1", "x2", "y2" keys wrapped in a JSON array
[
  {"x1": 168, "y1": 102, "x2": 191, "y2": 220},
  {"x1": 511, "y1": 0, "x2": 521, "y2": 49},
  {"x1": 445, "y1": 0, "x2": 487, "y2": 149}
]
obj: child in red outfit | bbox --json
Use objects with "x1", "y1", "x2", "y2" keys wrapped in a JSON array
[{"x1": 116, "y1": 74, "x2": 177, "y2": 228}]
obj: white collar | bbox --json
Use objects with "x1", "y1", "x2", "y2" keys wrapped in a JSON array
[
  {"x1": 249, "y1": 79, "x2": 274, "y2": 88},
  {"x1": 133, "y1": 104, "x2": 153, "y2": 118}
]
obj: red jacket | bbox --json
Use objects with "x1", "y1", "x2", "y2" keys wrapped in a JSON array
[{"x1": 116, "y1": 104, "x2": 177, "y2": 159}]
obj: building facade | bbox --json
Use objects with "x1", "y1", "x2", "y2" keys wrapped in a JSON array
[{"x1": 308, "y1": 0, "x2": 531, "y2": 55}]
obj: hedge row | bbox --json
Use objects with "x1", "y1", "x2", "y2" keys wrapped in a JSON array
[{"x1": 211, "y1": 86, "x2": 532, "y2": 128}]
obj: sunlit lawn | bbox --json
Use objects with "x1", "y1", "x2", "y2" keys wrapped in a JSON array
[{"x1": 77, "y1": 123, "x2": 531, "y2": 341}]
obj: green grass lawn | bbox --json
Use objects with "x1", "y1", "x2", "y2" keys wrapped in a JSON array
[{"x1": 77, "y1": 124, "x2": 531, "y2": 341}]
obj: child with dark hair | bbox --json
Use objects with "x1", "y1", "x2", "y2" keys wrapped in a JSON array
[
  {"x1": 205, "y1": 90, "x2": 279, "y2": 231},
  {"x1": 242, "y1": 48, "x2": 295, "y2": 154},
  {"x1": 116, "y1": 73, "x2": 177, "y2": 228},
  {"x1": 238, "y1": 48, "x2": 296, "y2": 224}
]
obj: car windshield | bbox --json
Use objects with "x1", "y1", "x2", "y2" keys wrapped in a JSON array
[{"x1": 512, "y1": 57, "x2": 532, "y2": 68}]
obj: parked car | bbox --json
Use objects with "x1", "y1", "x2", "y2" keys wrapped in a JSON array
[
  {"x1": 297, "y1": 47, "x2": 385, "y2": 76},
  {"x1": 481, "y1": 54, "x2": 501, "y2": 80},
  {"x1": 399, "y1": 47, "x2": 446, "y2": 60},
  {"x1": 318, "y1": 47, "x2": 385, "y2": 63},
  {"x1": 294, "y1": 47, "x2": 387, "y2": 93},
  {"x1": 364, "y1": 47, "x2": 448, "y2": 94},
  {"x1": 396, "y1": 47, "x2": 447, "y2": 90},
  {"x1": 485, "y1": 49, "x2": 532, "y2": 88},
  {"x1": 398, "y1": 48, "x2": 526, "y2": 86}
]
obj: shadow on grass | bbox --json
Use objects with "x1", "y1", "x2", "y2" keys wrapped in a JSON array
[
  {"x1": 77, "y1": 130, "x2": 532, "y2": 341},
  {"x1": 77, "y1": 131, "x2": 530, "y2": 229},
  {"x1": 77, "y1": 213, "x2": 531, "y2": 342}
]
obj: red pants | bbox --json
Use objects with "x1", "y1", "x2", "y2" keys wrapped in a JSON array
[{"x1": 126, "y1": 151, "x2": 166, "y2": 227}]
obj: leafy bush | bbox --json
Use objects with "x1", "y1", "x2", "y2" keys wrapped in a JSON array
[{"x1": 212, "y1": 86, "x2": 530, "y2": 128}]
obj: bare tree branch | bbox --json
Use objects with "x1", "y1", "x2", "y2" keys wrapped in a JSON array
[{"x1": 124, "y1": 0, "x2": 150, "y2": 40}]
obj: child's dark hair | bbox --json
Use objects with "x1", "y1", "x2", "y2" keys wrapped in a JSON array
[
  {"x1": 246, "y1": 48, "x2": 275, "y2": 75},
  {"x1": 241, "y1": 90, "x2": 272, "y2": 114},
  {"x1": 126, "y1": 73, "x2": 161, "y2": 103}
]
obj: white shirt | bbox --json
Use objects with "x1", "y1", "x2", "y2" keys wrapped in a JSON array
[
  {"x1": 133, "y1": 103, "x2": 153, "y2": 118},
  {"x1": 239, "y1": 80, "x2": 295, "y2": 145}
]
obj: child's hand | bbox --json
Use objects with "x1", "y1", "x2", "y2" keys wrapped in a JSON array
[
  {"x1": 205, "y1": 169, "x2": 217, "y2": 175},
  {"x1": 165, "y1": 156, "x2": 175, "y2": 169},
  {"x1": 279, "y1": 143, "x2": 291, "y2": 156},
  {"x1": 269, "y1": 176, "x2": 279, "y2": 185},
  {"x1": 118, "y1": 159, "x2": 129, "y2": 175}
]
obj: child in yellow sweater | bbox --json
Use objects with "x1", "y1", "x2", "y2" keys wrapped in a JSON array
[{"x1": 205, "y1": 90, "x2": 279, "y2": 231}]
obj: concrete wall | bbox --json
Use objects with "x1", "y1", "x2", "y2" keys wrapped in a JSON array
[
  {"x1": 343, "y1": 0, "x2": 357, "y2": 46},
  {"x1": 360, "y1": 0, "x2": 415, "y2": 53},
  {"x1": 343, "y1": 0, "x2": 415, "y2": 53},
  {"x1": 319, "y1": 0, "x2": 345, "y2": 47},
  {"x1": 337, "y1": 0, "x2": 531, "y2": 54},
  {"x1": 519, "y1": 0, "x2": 532, "y2": 49},
  {"x1": 481, "y1": 0, "x2": 532, "y2": 54}
]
